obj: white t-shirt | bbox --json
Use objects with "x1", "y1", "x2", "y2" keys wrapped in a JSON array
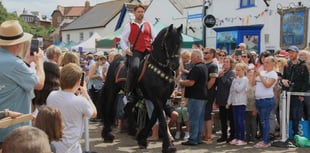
[
  {"x1": 47, "y1": 90, "x2": 94, "y2": 153},
  {"x1": 255, "y1": 70, "x2": 278, "y2": 99}
]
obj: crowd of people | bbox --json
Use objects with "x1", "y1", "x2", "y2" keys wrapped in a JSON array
[
  {"x1": 176, "y1": 42, "x2": 310, "y2": 148},
  {"x1": 1, "y1": 4, "x2": 310, "y2": 153}
]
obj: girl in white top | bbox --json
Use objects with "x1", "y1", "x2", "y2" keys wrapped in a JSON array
[
  {"x1": 254, "y1": 56, "x2": 278, "y2": 148},
  {"x1": 226, "y1": 62, "x2": 248, "y2": 146}
]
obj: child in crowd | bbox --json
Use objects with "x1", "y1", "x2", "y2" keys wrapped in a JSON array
[
  {"x1": 35, "y1": 106, "x2": 63, "y2": 153},
  {"x1": 245, "y1": 69, "x2": 257, "y2": 143},
  {"x1": 179, "y1": 50, "x2": 193, "y2": 96},
  {"x1": 47, "y1": 63, "x2": 97, "y2": 153},
  {"x1": 226, "y1": 63, "x2": 248, "y2": 146},
  {"x1": 175, "y1": 98, "x2": 189, "y2": 140},
  {"x1": 2, "y1": 126, "x2": 51, "y2": 153}
]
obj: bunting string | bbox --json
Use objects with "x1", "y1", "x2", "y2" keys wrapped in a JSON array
[{"x1": 216, "y1": 9, "x2": 278, "y2": 26}]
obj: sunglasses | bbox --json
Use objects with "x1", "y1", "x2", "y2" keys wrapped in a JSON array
[
  {"x1": 219, "y1": 54, "x2": 225, "y2": 57},
  {"x1": 204, "y1": 52, "x2": 210, "y2": 55},
  {"x1": 241, "y1": 56, "x2": 248, "y2": 58}
]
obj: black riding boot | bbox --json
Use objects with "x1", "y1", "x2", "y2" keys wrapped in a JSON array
[{"x1": 125, "y1": 72, "x2": 136, "y2": 101}]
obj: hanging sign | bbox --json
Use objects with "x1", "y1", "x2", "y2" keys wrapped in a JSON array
[{"x1": 203, "y1": 14, "x2": 216, "y2": 28}]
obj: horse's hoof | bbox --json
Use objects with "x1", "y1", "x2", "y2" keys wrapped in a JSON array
[
  {"x1": 162, "y1": 146, "x2": 176, "y2": 153},
  {"x1": 137, "y1": 139, "x2": 148, "y2": 149},
  {"x1": 102, "y1": 132, "x2": 115, "y2": 143}
]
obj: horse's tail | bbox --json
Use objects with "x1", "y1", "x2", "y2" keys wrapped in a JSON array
[{"x1": 99, "y1": 56, "x2": 125, "y2": 135}]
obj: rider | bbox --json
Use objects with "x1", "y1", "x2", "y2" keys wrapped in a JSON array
[{"x1": 120, "y1": 4, "x2": 156, "y2": 101}]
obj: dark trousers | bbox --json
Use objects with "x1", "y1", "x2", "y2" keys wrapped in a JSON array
[
  {"x1": 126, "y1": 50, "x2": 148, "y2": 94},
  {"x1": 88, "y1": 86, "x2": 102, "y2": 119},
  {"x1": 290, "y1": 96, "x2": 304, "y2": 136},
  {"x1": 245, "y1": 111, "x2": 257, "y2": 141},
  {"x1": 219, "y1": 106, "x2": 234, "y2": 139}
]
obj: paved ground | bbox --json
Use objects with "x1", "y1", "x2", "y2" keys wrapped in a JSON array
[{"x1": 80, "y1": 122, "x2": 309, "y2": 153}]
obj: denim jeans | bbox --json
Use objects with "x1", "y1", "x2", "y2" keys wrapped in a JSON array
[
  {"x1": 188, "y1": 98, "x2": 207, "y2": 144},
  {"x1": 232, "y1": 105, "x2": 246, "y2": 140},
  {"x1": 256, "y1": 97, "x2": 275, "y2": 144},
  {"x1": 290, "y1": 96, "x2": 303, "y2": 136}
]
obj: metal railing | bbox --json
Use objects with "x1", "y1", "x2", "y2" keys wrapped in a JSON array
[{"x1": 280, "y1": 91, "x2": 310, "y2": 142}]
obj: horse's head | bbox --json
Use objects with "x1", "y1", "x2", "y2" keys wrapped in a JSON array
[{"x1": 152, "y1": 24, "x2": 183, "y2": 71}]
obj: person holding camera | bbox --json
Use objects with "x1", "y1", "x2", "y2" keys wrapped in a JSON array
[
  {"x1": 47, "y1": 63, "x2": 97, "y2": 153},
  {"x1": 282, "y1": 45, "x2": 309, "y2": 137},
  {"x1": 0, "y1": 20, "x2": 45, "y2": 143}
]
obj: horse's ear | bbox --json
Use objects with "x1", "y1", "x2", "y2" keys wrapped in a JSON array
[
  {"x1": 177, "y1": 24, "x2": 183, "y2": 33},
  {"x1": 168, "y1": 24, "x2": 174, "y2": 32}
]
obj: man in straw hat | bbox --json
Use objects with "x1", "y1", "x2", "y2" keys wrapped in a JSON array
[{"x1": 0, "y1": 20, "x2": 45, "y2": 144}]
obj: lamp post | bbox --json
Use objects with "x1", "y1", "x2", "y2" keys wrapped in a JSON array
[
  {"x1": 202, "y1": 0, "x2": 207, "y2": 47},
  {"x1": 202, "y1": 0, "x2": 213, "y2": 47}
]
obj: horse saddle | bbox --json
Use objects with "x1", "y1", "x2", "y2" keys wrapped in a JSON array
[{"x1": 114, "y1": 55, "x2": 149, "y2": 84}]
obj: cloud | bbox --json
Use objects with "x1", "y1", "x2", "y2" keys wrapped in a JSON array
[{"x1": 2, "y1": 0, "x2": 109, "y2": 17}]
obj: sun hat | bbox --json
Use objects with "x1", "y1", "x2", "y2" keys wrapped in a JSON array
[
  {"x1": 286, "y1": 45, "x2": 299, "y2": 52},
  {"x1": 0, "y1": 20, "x2": 32, "y2": 46}
]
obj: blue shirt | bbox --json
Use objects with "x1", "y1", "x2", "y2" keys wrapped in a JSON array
[{"x1": 0, "y1": 48, "x2": 38, "y2": 141}]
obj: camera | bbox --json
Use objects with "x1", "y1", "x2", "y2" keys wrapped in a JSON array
[
  {"x1": 30, "y1": 39, "x2": 39, "y2": 56},
  {"x1": 80, "y1": 72, "x2": 85, "y2": 87}
]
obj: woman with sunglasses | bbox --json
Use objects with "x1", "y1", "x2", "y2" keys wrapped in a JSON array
[{"x1": 241, "y1": 51, "x2": 255, "y2": 70}]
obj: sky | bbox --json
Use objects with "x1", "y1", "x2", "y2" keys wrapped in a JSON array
[{"x1": 2, "y1": 0, "x2": 110, "y2": 17}]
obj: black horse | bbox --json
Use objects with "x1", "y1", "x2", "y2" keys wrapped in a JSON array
[{"x1": 101, "y1": 24, "x2": 183, "y2": 153}]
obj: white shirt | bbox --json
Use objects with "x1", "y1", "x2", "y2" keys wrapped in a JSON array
[
  {"x1": 47, "y1": 90, "x2": 94, "y2": 153},
  {"x1": 120, "y1": 21, "x2": 156, "y2": 52},
  {"x1": 255, "y1": 70, "x2": 278, "y2": 99}
]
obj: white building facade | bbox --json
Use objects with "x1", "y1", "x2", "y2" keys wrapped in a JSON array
[{"x1": 202, "y1": 0, "x2": 310, "y2": 54}]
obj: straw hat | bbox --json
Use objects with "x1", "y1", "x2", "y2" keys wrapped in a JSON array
[{"x1": 0, "y1": 20, "x2": 32, "y2": 46}]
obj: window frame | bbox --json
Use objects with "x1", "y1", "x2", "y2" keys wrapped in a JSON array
[
  {"x1": 79, "y1": 32, "x2": 84, "y2": 42},
  {"x1": 66, "y1": 34, "x2": 70, "y2": 42},
  {"x1": 240, "y1": 0, "x2": 255, "y2": 9}
]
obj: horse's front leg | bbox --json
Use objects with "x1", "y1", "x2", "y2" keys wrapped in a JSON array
[
  {"x1": 136, "y1": 100, "x2": 158, "y2": 149},
  {"x1": 156, "y1": 101, "x2": 176, "y2": 153}
]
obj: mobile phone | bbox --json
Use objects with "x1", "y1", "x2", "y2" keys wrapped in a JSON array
[
  {"x1": 235, "y1": 50, "x2": 242, "y2": 56},
  {"x1": 80, "y1": 72, "x2": 85, "y2": 87},
  {"x1": 30, "y1": 39, "x2": 39, "y2": 56}
]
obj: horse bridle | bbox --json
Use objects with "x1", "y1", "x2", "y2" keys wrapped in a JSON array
[{"x1": 150, "y1": 30, "x2": 180, "y2": 71}]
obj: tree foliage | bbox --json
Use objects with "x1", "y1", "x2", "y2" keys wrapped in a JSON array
[{"x1": 0, "y1": 2, "x2": 54, "y2": 37}]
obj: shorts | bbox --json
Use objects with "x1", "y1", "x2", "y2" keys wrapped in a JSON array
[
  {"x1": 176, "y1": 107, "x2": 189, "y2": 123},
  {"x1": 164, "y1": 104, "x2": 175, "y2": 118},
  {"x1": 204, "y1": 100, "x2": 212, "y2": 121}
]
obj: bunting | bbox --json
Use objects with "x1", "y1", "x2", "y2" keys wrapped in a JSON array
[{"x1": 216, "y1": 9, "x2": 278, "y2": 26}]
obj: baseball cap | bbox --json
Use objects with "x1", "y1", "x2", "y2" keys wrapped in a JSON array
[{"x1": 286, "y1": 45, "x2": 299, "y2": 52}]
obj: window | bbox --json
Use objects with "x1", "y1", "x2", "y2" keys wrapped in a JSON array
[
  {"x1": 79, "y1": 32, "x2": 84, "y2": 42},
  {"x1": 214, "y1": 25, "x2": 263, "y2": 54},
  {"x1": 240, "y1": 0, "x2": 255, "y2": 8},
  {"x1": 57, "y1": 16, "x2": 61, "y2": 23},
  {"x1": 89, "y1": 32, "x2": 93, "y2": 37},
  {"x1": 66, "y1": 34, "x2": 70, "y2": 42}
]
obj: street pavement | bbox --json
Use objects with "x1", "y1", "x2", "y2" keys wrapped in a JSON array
[{"x1": 81, "y1": 122, "x2": 309, "y2": 153}]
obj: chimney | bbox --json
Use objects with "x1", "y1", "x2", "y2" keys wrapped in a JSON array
[{"x1": 84, "y1": 0, "x2": 91, "y2": 13}]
